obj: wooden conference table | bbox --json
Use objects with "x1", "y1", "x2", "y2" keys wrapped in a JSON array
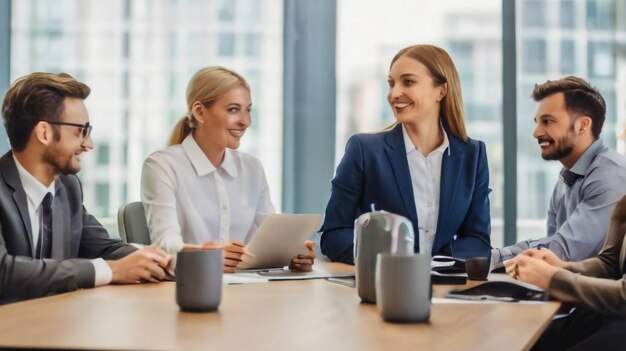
[{"x1": 0, "y1": 262, "x2": 559, "y2": 351}]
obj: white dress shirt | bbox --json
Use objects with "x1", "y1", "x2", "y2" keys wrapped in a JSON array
[
  {"x1": 141, "y1": 134, "x2": 276, "y2": 254},
  {"x1": 402, "y1": 124, "x2": 449, "y2": 255},
  {"x1": 13, "y1": 155, "x2": 112, "y2": 286}
]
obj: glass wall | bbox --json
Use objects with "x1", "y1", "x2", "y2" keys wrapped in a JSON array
[
  {"x1": 336, "y1": 0, "x2": 505, "y2": 246},
  {"x1": 9, "y1": 0, "x2": 284, "y2": 233},
  {"x1": 515, "y1": 0, "x2": 626, "y2": 241},
  {"x1": 4, "y1": 0, "x2": 626, "y2": 246}
]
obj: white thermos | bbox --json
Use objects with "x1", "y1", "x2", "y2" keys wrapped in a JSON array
[{"x1": 354, "y1": 210, "x2": 415, "y2": 303}]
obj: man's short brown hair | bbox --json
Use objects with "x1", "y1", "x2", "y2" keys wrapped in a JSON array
[
  {"x1": 532, "y1": 76, "x2": 605, "y2": 139},
  {"x1": 1, "y1": 72, "x2": 90, "y2": 151}
]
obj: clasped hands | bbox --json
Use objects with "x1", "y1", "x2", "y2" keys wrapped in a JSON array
[
  {"x1": 502, "y1": 247, "x2": 565, "y2": 289},
  {"x1": 106, "y1": 246, "x2": 174, "y2": 284}
]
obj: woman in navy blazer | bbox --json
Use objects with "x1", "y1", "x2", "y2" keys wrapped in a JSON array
[{"x1": 321, "y1": 44, "x2": 492, "y2": 264}]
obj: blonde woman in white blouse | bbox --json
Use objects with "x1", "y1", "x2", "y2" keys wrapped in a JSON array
[{"x1": 141, "y1": 67, "x2": 315, "y2": 273}]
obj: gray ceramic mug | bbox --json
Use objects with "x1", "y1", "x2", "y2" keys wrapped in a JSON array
[
  {"x1": 375, "y1": 253, "x2": 431, "y2": 323},
  {"x1": 175, "y1": 249, "x2": 223, "y2": 312}
]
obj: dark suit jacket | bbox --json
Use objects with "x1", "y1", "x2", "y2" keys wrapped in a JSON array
[
  {"x1": 549, "y1": 195, "x2": 626, "y2": 314},
  {"x1": 320, "y1": 123, "x2": 492, "y2": 263},
  {"x1": 0, "y1": 151, "x2": 136, "y2": 304}
]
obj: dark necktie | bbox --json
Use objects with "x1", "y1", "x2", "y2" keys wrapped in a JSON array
[
  {"x1": 35, "y1": 193, "x2": 53, "y2": 259},
  {"x1": 560, "y1": 169, "x2": 581, "y2": 187}
]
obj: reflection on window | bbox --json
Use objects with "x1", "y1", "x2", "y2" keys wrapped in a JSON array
[
  {"x1": 95, "y1": 183, "x2": 110, "y2": 217},
  {"x1": 122, "y1": 32, "x2": 130, "y2": 58},
  {"x1": 122, "y1": 182, "x2": 127, "y2": 207},
  {"x1": 560, "y1": 0, "x2": 576, "y2": 29},
  {"x1": 168, "y1": 33, "x2": 177, "y2": 58},
  {"x1": 586, "y1": 0, "x2": 614, "y2": 29},
  {"x1": 240, "y1": 0, "x2": 262, "y2": 22},
  {"x1": 587, "y1": 41, "x2": 614, "y2": 78},
  {"x1": 218, "y1": 32, "x2": 235, "y2": 56},
  {"x1": 122, "y1": 142, "x2": 128, "y2": 166},
  {"x1": 522, "y1": 39, "x2": 547, "y2": 74},
  {"x1": 219, "y1": 0, "x2": 235, "y2": 21},
  {"x1": 244, "y1": 33, "x2": 262, "y2": 57},
  {"x1": 123, "y1": 0, "x2": 131, "y2": 19},
  {"x1": 601, "y1": 88, "x2": 617, "y2": 147},
  {"x1": 522, "y1": 0, "x2": 546, "y2": 27},
  {"x1": 97, "y1": 143, "x2": 110, "y2": 165},
  {"x1": 244, "y1": 69, "x2": 261, "y2": 102},
  {"x1": 560, "y1": 40, "x2": 576, "y2": 74}
]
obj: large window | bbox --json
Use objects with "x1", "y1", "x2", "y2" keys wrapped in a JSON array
[
  {"x1": 9, "y1": 0, "x2": 284, "y2": 233},
  {"x1": 336, "y1": 0, "x2": 504, "y2": 245},
  {"x1": 515, "y1": 0, "x2": 626, "y2": 241},
  {"x1": 3, "y1": 0, "x2": 626, "y2": 247}
]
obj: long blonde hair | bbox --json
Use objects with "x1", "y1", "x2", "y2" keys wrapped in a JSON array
[
  {"x1": 168, "y1": 66, "x2": 250, "y2": 145},
  {"x1": 388, "y1": 44, "x2": 468, "y2": 142}
]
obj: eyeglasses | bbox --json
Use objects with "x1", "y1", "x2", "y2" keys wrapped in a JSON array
[{"x1": 45, "y1": 121, "x2": 93, "y2": 140}]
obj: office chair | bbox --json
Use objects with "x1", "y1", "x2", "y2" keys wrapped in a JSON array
[{"x1": 117, "y1": 201, "x2": 152, "y2": 245}]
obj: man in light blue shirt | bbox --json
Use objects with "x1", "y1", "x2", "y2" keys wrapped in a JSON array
[{"x1": 492, "y1": 76, "x2": 626, "y2": 267}]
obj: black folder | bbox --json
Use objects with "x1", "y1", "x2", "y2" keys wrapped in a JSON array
[
  {"x1": 445, "y1": 281, "x2": 549, "y2": 302},
  {"x1": 431, "y1": 271, "x2": 467, "y2": 285}
]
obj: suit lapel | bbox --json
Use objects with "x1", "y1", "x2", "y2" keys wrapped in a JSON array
[
  {"x1": 0, "y1": 152, "x2": 34, "y2": 253},
  {"x1": 435, "y1": 136, "x2": 465, "y2": 248},
  {"x1": 383, "y1": 124, "x2": 418, "y2": 228}
]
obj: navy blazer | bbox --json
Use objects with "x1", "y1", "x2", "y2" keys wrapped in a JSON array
[{"x1": 320, "y1": 123, "x2": 491, "y2": 264}]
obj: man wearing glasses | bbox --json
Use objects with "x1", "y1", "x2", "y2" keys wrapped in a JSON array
[{"x1": 0, "y1": 72, "x2": 173, "y2": 304}]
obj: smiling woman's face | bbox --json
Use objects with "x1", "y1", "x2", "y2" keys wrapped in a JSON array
[
  {"x1": 199, "y1": 86, "x2": 252, "y2": 150},
  {"x1": 387, "y1": 56, "x2": 445, "y2": 123}
]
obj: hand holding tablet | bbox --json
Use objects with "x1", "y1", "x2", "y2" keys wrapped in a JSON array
[{"x1": 237, "y1": 214, "x2": 323, "y2": 270}]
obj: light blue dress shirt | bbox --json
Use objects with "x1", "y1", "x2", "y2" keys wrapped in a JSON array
[{"x1": 494, "y1": 140, "x2": 626, "y2": 264}]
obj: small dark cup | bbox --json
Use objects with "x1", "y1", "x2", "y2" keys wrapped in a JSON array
[{"x1": 465, "y1": 257, "x2": 490, "y2": 281}]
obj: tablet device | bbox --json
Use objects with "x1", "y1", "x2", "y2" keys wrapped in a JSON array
[{"x1": 237, "y1": 213, "x2": 323, "y2": 270}]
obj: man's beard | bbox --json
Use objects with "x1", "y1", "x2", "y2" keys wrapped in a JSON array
[
  {"x1": 43, "y1": 143, "x2": 80, "y2": 175},
  {"x1": 541, "y1": 128, "x2": 576, "y2": 161}
]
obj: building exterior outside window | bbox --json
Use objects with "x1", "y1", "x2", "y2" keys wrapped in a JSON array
[
  {"x1": 516, "y1": 0, "x2": 626, "y2": 240},
  {"x1": 9, "y1": 0, "x2": 284, "y2": 233}
]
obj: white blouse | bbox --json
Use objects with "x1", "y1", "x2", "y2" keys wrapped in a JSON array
[
  {"x1": 402, "y1": 124, "x2": 449, "y2": 255},
  {"x1": 141, "y1": 134, "x2": 275, "y2": 254}
]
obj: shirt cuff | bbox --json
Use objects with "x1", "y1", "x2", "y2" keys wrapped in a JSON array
[
  {"x1": 498, "y1": 246, "x2": 513, "y2": 262},
  {"x1": 91, "y1": 258, "x2": 113, "y2": 286},
  {"x1": 169, "y1": 241, "x2": 184, "y2": 255},
  {"x1": 490, "y1": 248, "x2": 503, "y2": 269},
  {"x1": 151, "y1": 237, "x2": 184, "y2": 256},
  {"x1": 498, "y1": 241, "x2": 531, "y2": 262}
]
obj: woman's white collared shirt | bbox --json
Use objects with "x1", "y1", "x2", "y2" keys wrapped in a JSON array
[
  {"x1": 402, "y1": 124, "x2": 449, "y2": 255},
  {"x1": 141, "y1": 134, "x2": 275, "y2": 254}
]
